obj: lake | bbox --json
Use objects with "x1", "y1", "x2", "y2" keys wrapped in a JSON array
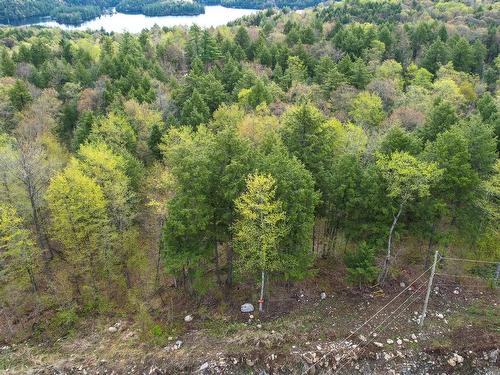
[{"x1": 24, "y1": 6, "x2": 259, "y2": 32}]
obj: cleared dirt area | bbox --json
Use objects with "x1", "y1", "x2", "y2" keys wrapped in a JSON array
[{"x1": 1, "y1": 264, "x2": 499, "y2": 374}]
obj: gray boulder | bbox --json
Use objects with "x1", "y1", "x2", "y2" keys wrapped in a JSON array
[{"x1": 241, "y1": 303, "x2": 254, "y2": 313}]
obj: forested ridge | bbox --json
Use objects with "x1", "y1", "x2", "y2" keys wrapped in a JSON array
[
  {"x1": 0, "y1": 0, "x2": 324, "y2": 25},
  {"x1": 0, "y1": 0, "x2": 499, "y2": 349}
]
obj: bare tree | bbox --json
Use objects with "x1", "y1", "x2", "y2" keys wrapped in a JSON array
[{"x1": 0, "y1": 90, "x2": 64, "y2": 259}]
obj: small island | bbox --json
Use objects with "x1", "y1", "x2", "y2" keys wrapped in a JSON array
[{"x1": 0, "y1": 0, "x2": 325, "y2": 25}]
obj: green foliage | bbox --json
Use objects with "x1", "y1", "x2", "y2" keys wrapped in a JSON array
[
  {"x1": 46, "y1": 163, "x2": 113, "y2": 306},
  {"x1": 344, "y1": 242, "x2": 379, "y2": 287},
  {"x1": 234, "y1": 173, "x2": 286, "y2": 274},
  {"x1": 181, "y1": 89, "x2": 210, "y2": 127},
  {"x1": 420, "y1": 98, "x2": 458, "y2": 143},
  {"x1": 377, "y1": 151, "x2": 442, "y2": 205},
  {"x1": 0, "y1": 0, "x2": 499, "y2": 340},
  {"x1": 8, "y1": 80, "x2": 32, "y2": 111},
  {"x1": 0, "y1": 203, "x2": 40, "y2": 293},
  {"x1": 350, "y1": 91, "x2": 385, "y2": 128},
  {"x1": 1, "y1": 49, "x2": 15, "y2": 77}
]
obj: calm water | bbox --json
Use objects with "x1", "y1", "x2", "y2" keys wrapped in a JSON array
[{"x1": 28, "y1": 6, "x2": 258, "y2": 32}]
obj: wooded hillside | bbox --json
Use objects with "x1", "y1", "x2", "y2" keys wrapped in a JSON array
[{"x1": 0, "y1": 0, "x2": 498, "y2": 348}]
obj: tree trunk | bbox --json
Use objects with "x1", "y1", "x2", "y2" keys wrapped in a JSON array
[
  {"x1": 424, "y1": 223, "x2": 436, "y2": 269},
  {"x1": 226, "y1": 242, "x2": 234, "y2": 289},
  {"x1": 214, "y1": 241, "x2": 222, "y2": 287},
  {"x1": 379, "y1": 203, "x2": 403, "y2": 285},
  {"x1": 259, "y1": 270, "x2": 265, "y2": 313},
  {"x1": 155, "y1": 218, "x2": 165, "y2": 289}
]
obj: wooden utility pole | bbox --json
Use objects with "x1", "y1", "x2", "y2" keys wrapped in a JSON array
[{"x1": 420, "y1": 250, "x2": 439, "y2": 329}]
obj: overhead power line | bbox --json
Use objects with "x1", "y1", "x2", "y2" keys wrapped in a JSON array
[
  {"x1": 300, "y1": 264, "x2": 434, "y2": 375},
  {"x1": 332, "y1": 282, "x2": 427, "y2": 375}
]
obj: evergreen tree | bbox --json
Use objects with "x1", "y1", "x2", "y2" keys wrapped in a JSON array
[
  {"x1": 181, "y1": 89, "x2": 210, "y2": 127},
  {"x1": 201, "y1": 30, "x2": 221, "y2": 64},
  {"x1": 1, "y1": 49, "x2": 15, "y2": 77},
  {"x1": 9, "y1": 80, "x2": 32, "y2": 111},
  {"x1": 148, "y1": 123, "x2": 163, "y2": 160},
  {"x1": 421, "y1": 98, "x2": 458, "y2": 143},
  {"x1": 344, "y1": 242, "x2": 379, "y2": 288}
]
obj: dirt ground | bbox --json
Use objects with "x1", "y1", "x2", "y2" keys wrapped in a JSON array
[{"x1": 1, "y1": 264, "x2": 499, "y2": 374}]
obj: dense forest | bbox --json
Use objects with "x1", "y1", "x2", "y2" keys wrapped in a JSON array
[
  {"x1": 0, "y1": 0, "x2": 499, "y2": 345},
  {"x1": 0, "y1": 0, "x2": 324, "y2": 25}
]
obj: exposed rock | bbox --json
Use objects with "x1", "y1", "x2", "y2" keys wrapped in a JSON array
[
  {"x1": 199, "y1": 362, "x2": 209, "y2": 371},
  {"x1": 241, "y1": 303, "x2": 254, "y2": 313},
  {"x1": 387, "y1": 339, "x2": 394, "y2": 344},
  {"x1": 174, "y1": 340, "x2": 183, "y2": 349},
  {"x1": 397, "y1": 339, "x2": 403, "y2": 345},
  {"x1": 257, "y1": 324, "x2": 262, "y2": 329},
  {"x1": 436, "y1": 313, "x2": 444, "y2": 319},
  {"x1": 108, "y1": 326, "x2": 117, "y2": 333},
  {"x1": 411, "y1": 334, "x2": 417, "y2": 340},
  {"x1": 184, "y1": 315, "x2": 193, "y2": 322},
  {"x1": 303, "y1": 352, "x2": 317, "y2": 364},
  {"x1": 320, "y1": 292, "x2": 327, "y2": 300},
  {"x1": 245, "y1": 359, "x2": 254, "y2": 367},
  {"x1": 359, "y1": 335, "x2": 367, "y2": 342},
  {"x1": 453, "y1": 289, "x2": 460, "y2": 295},
  {"x1": 448, "y1": 353, "x2": 463, "y2": 367},
  {"x1": 400, "y1": 282, "x2": 406, "y2": 288},
  {"x1": 488, "y1": 349, "x2": 499, "y2": 362},
  {"x1": 374, "y1": 342, "x2": 384, "y2": 348},
  {"x1": 383, "y1": 352, "x2": 394, "y2": 361}
]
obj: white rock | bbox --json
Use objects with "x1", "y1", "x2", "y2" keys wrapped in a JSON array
[
  {"x1": 320, "y1": 292, "x2": 327, "y2": 300},
  {"x1": 454, "y1": 353, "x2": 464, "y2": 363},
  {"x1": 448, "y1": 357, "x2": 457, "y2": 367},
  {"x1": 488, "y1": 349, "x2": 499, "y2": 362},
  {"x1": 383, "y1": 352, "x2": 393, "y2": 361},
  {"x1": 257, "y1": 324, "x2": 262, "y2": 329},
  {"x1": 453, "y1": 289, "x2": 460, "y2": 294},
  {"x1": 241, "y1": 303, "x2": 254, "y2": 313},
  {"x1": 249, "y1": 314, "x2": 254, "y2": 319},
  {"x1": 411, "y1": 334, "x2": 417, "y2": 340},
  {"x1": 372, "y1": 333, "x2": 377, "y2": 337},
  {"x1": 175, "y1": 340, "x2": 183, "y2": 349},
  {"x1": 387, "y1": 339, "x2": 394, "y2": 344},
  {"x1": 397, "y1": 339, "x2": 403, "y2": 345},
  {"x1": 108, "y1": 326, "x2": 118, "y2": 333},
  {"x1": 359, "y1": 335, "x2": 367, "y2": 342},
  {"x1": 400, "y1": 282, "x2": 406, "y2": 288},
  {"x1": 184, "y1": 315, "x2": 193, "y2": 322},
  {"x1": 436, "y1": 313, "x2": 444, "y2": 319},
  {"x1": 199, "y1": 362, "x2": 209, "y2": 371},
  {"x1": 374, "y1": 342, "x2": 384, "y2": 348}
]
